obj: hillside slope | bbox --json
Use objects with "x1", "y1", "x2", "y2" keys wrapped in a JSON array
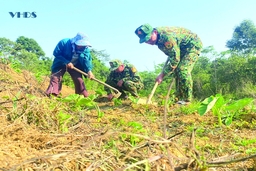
[{"x1": 0, "y1": 64, "x2": 255, "y2": 171}]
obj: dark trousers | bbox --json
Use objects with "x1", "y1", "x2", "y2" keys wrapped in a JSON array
[{"x1": 45, "y1": 68, "x2": 88, "y2": 97}]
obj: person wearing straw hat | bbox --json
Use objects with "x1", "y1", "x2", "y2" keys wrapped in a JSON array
[{"x1": 46, "y1": 32, "x2": 94, "y2": 97}]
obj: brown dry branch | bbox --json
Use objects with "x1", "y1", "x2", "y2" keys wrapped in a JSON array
[
  {"x1": 2, "y1": 130, "x2": 116, "y2": 170},
  {"x1": 207, "y1": 153, "x2": 256, "y2": 165},
  {"x1": 120, "y1": 132, "x2": 183, "y2": 145},
  {"x1": 163, "y1": 79, "x2": 176, "y2": 170},
  {"x1": 7, "y1": 152, "x2": 69, "y2": 171},
  {"x1": 163, "y1": 78, "x2": 175, "y2": 139},
  {"x1": 188, "y1": 128, "x2": 201, "y2": 167},
  {"x1": 0, "y1": 97, "x2": 25, "y2": 105}
]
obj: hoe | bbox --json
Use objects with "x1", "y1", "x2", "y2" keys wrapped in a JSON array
[{"x1": 73, "y1": 67, "x2": 122, "y2": 99}]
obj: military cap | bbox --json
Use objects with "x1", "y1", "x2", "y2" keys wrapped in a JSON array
[
  {"x1": 109, "y1": 59, "x2": 123, "y2": 71},
  {"x1": 135, "y1": 23, "x2": 153, "y2": 43}
]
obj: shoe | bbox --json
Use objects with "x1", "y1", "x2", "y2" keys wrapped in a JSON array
[
  {"x1": 132, "y1": 94, "x2": 139, "y2": 98},
  {"x1": 130, "y1": 92, "x2": 139, "y2": 98},
  {"x1": 118, "y1": 93, "x2": 128, "y2": 100},
  {"x1": 176, "y1": 101, "x2": 190, "y2": 105}
]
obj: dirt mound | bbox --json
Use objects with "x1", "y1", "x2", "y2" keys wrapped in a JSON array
[
  {"x1": 0, "y1": 64, "x2": 255, "y2": 171},
  {"x1": 0, "y1": 63, "x2": 75, "y2": 98}
]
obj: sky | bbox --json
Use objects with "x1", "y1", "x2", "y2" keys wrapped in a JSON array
[{"x1": 0, "y1": 0, "x2": 256, "y2": 72}]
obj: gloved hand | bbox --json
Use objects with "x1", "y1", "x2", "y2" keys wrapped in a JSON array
[
  {"x1": 107, "y1": 94, "x2": 114, "y2": 101},
  {"x1": 156, "y1": 73, "x2": 165, "y2": 84}
]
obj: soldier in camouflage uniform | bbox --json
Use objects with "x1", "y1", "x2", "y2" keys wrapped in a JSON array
[
  {"x1": 135, "y1": 24, "x2": 203, "y2": 104},
  {"x1": 105, "y1": 59, "x2": 144, "y2": 100}
]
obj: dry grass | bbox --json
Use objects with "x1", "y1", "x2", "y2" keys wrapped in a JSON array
[{"x1": 0, "y1": 64, "x2": 256, "y2": 171}]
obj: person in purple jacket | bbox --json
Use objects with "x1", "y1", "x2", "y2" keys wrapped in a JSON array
[{"x1": 45, "y1": 32, "x2": 94, "y2": 97}]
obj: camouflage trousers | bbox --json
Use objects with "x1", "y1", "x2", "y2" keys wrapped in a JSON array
[
  {"x1": 173, "y1": 46, "x2": 201, "y2": 102},
  {"x1": 105, "y1": 80, "x2": 144, "y2": 97}
]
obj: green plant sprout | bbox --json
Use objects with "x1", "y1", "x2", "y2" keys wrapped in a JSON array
[
  {"x1": 58, "y1": 111, "x2": 71, "y2": 132},
  {"x1": 61, "y1": 94, "x2": 104, "y2": 120},
  {"x1": 95, "y1": 89, "x2": 104, "y2": 96},
  {"x1": 245, "y1": 148, "x2": 256, "y2": 154},
  {"x1": 10, "y1": 60, "x2": 21, "y2": 73},
  {"x1": 127, "y1": 121, "x2": 145, "y2": 146},
  {"x1": 198, "y1": 94, "x2": 254, "y2": 126},
  {"x1": 128, "y1": 95, "x2": 140, "y2": 104},
  {"x1": 34, "y1": 72, "x2": 43, "y2": 83},
  {"x1": 113, "y1": 98, "x2": 122, "y2": 106},
  {"x1": 235, "y1": 138, "x2": 256, "y2": 147}
]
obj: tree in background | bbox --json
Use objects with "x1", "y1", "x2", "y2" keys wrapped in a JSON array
[
  {"x1": 226, "y1": 20, "x2": 256, "y2": 55},
  {"x1": 0, "y1": 37, "x2": 51, "y2": 82},
  {"x1": 0, "y1": 37, "x2": 17, "y2": 58},
  {"x1": 192, "y1": 55, "x2": 212, "y2": 100},
  {"x1": 191, "y1": 44, "x2": 256, "y2": 100},
  {"x1": 83, "y1": 50, "x2": 110, "y2": 91},
  {"x1": 16, "y1": 36, "x2": 45, "y2": 57},
  {"x1": 91, "y1": 49, "x2": 110, "y2": 62},
  {"x1": 139, "y1": 61, "x2": 179, "y2": 100}
]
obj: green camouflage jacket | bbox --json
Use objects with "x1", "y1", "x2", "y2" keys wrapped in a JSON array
[
  {"x1": 105, "y1": 63, "x2": 142, "y2": 93},
  {"x1": 155, "y1": 27, "x2": 203, "y2": 75}
]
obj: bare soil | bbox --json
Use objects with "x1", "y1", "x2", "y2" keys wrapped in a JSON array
[{"x1": 0, "y1": 64, "x2": 256, "y2": 171}]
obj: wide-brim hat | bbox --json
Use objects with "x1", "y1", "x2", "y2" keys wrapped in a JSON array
[{"x1": 74, "y1": 32, "x2": 92, "y2": 47}]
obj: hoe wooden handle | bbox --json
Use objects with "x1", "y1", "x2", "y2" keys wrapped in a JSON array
[
  {"x1": 73, "y1": 67, "x2": 122, "y2": 98},
  {"x1": 146, "y1": 56, "x2": 170, "y2": 104},
  {"x1": 146, "y1": 82, "x2": 158, "y2": 104}
]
